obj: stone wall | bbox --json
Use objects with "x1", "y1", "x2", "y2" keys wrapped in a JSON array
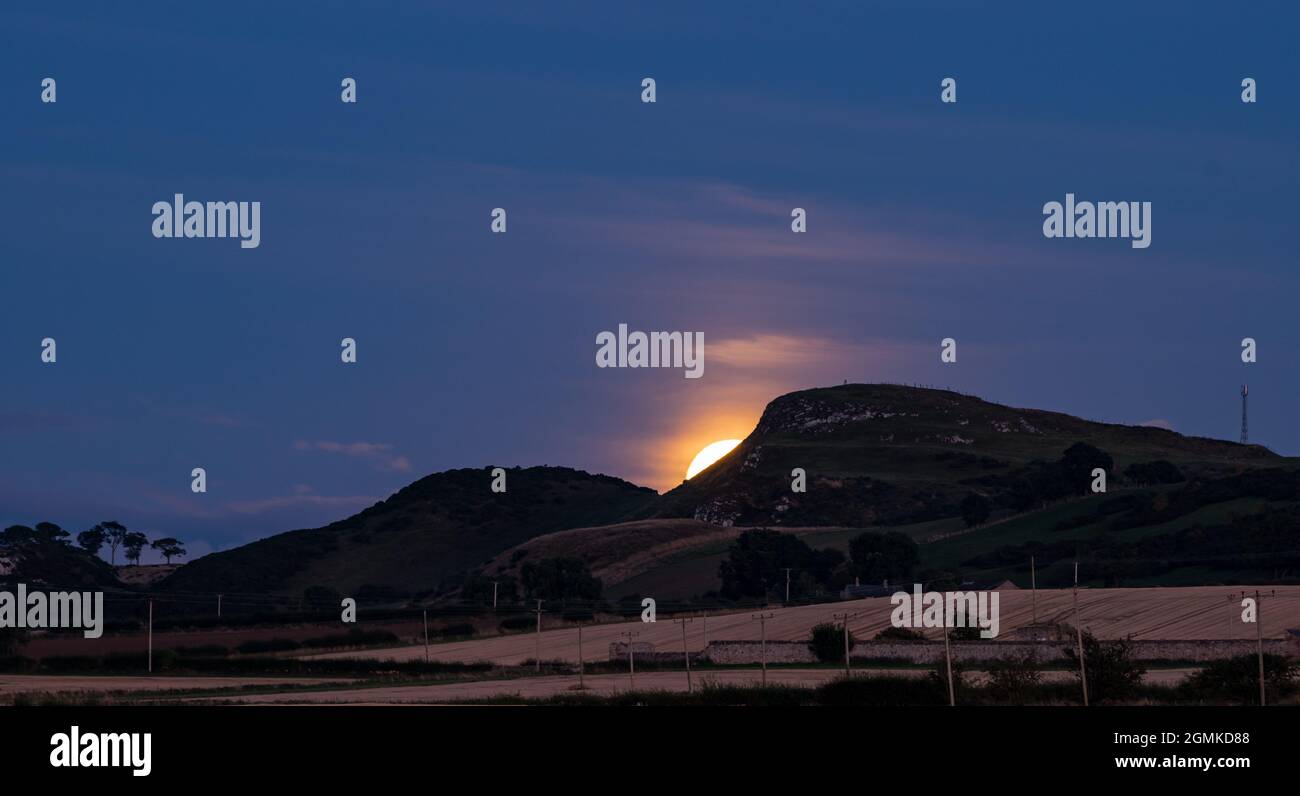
[
  {"x1": 608, "y1": 641, "x2": 704, "y2": 664},
  {"x1": 701, "y1": 640, "x2": 817, "y2": 665}
]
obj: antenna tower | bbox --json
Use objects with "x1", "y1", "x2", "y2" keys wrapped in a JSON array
[{"x1": 1240, "y1": 385, "x2": 1248, "y2": 444}]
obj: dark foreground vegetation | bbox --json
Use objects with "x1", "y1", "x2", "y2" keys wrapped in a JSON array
[{"x1": 449, "y1": 667, "x2": 1299, "y2": 707}]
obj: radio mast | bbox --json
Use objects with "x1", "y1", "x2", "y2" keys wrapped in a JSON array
[{"x1": 1240, "y1": 385, "x2": 1249, "y2": 444}]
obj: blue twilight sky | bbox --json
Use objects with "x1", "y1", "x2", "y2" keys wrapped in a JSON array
[{"x1": 1, "y1": 2, "x2": 1297, "y2": 562}]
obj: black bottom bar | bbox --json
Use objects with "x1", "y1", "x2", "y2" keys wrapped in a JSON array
[{"x1": 5, "y1": 705, "x2": 1288, "y2": 782}]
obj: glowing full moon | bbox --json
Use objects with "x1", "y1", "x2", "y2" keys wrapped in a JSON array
[{"x1": 686, "y1": 439, "x2": 742, "y2": 480}]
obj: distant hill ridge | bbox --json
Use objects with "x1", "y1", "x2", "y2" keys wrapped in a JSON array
[
  {"x1": 155, "y1": 384, "x2": 1282, "y2": 598},
  {"x1": 159, "y1": 466, "x2": 657, "y2": 596},
  {"x1": 654, "y1": 383, "x2": 1272, "y2": 528}
]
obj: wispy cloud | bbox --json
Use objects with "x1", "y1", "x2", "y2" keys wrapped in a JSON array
[
  {"x1": 708, "y1": 334, "x2": 864, "y2": 369},
  {"x1": 292, "y1": 440, "x2": 412, "y2": 473},
  {"x1": 536, "y1": 178, "x2": 1037, "y2": 278},
  {"x1": 225, "y1": 492, "x2": 377, "y2": 516},
  {"x1": 0, "y1": 410, "x2": 87, "y2": 432},
  {"x1": 197, "y1": 413, "x2": 247, "y2": 428},
  {"x1": 139, "y1": 488, "x2": 376, "y2": 520},
  {"x1": 1140, "y1": 418, "x2": 1175, "y2": 431}
]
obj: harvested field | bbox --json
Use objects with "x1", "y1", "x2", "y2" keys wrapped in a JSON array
[
  {"x1": 19, "y1": 619, "x2": 427, "y2": 659},
  {"x1": 483, "y1": 520, "x2": 870, "y2": 590},
  {"x1": 114, "y1": 564, "x2": 178, "y2": 586},
  {"x1": 308, "y1": 586, "x2": 1300, "y2": 666}
]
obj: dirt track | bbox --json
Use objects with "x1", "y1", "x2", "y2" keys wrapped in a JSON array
[{"x1": 308, "y1": 586, "x2": 1300, "y2": 666}]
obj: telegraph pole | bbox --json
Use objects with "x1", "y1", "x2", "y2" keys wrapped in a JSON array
[
  {"x1": 833, "y1": 612, "x2": 858, "y2": 677},
  {"x1": 492, "y1": 581, "x2": 498, "y2": 610},
  {"x1": 1073, "y1": 561, "x2": 1088, "y2": 706},
  {"x1": 622, "y1": 630, "x2": 640, "y2": 689},
  {"x1": 147, "y1": 599, "x2": 153, "y2": 674},
  {"x1": 783, "y1": 568, "x2": 793, "y2": 605},
  {"x1": 752, "y1": 612, "x2": 775, "y2": 686},
  {"x1": 1256, "y1": 589, "x2": 1266, "y2": 706},
  {"x1": 943, "y1": 624, "x2": 955, "y2": 706},
  {"x1": 577, "y1": 622, "x2": 585, "y2": 690},
  {"x1": 534, "y1": 599, "x2": 543, "y2": 672},
  {"x1": 217, "y1": 593, "x2": 222, "y2": 619},
  {"x1": 422, "y1": 609, "x2": 430, "y2": 662},
  {"x1": 1232, "y1": 589, "x2": 1275, "y2": 705},
  {"x1": 1030, "y1": 556, "x2": 1037, "y2": 624},
  {"x1": 674, "y1": 617, "x2": 695, "y2": 693}
]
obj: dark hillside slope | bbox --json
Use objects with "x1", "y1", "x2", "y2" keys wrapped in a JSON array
[
  {"x1": 655, "y1": 384, "x2": 1275, "y2": 528},
  {"x1": 160, "y1": 466, "x2": 658, "y2": 598}
]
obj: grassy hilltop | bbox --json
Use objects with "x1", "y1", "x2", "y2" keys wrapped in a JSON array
[{"x1": 87, "y1": 384, "x2": 1297, "y2": 602}]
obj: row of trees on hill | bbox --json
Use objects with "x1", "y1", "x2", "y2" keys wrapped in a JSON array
[
  {"x1": 956, "y1": 444, "x2": 1188, "y2": 530},
  {"x1": 461, "y1": 557, "x2": 603, "y2": 605},
  {"x1": 717, "y1": 528, "x2": 921, "y2": 601},
  {"x1": 78, "y1": 521, "x2": 187, "y2": 565},
  {"x1": 1, "y1": 520, "x2": 188, "y2": 565},
  {"x1": 1003, "y1": 443, "x2": 1185, "y2": 513}
]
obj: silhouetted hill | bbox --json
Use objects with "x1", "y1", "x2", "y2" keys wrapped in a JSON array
[
  {"x1": 159, "y1": 385, "x2": 1293, "y2": 601},
  {"x1": 160, "y1": 466, "x2": 657, "y2": 598},
  {"x1": 0, "y1": 525, "x2": 120, "y2": 590},
  {"x1": 654, "y1": 383, "x2": 1274, "y2": 527}
]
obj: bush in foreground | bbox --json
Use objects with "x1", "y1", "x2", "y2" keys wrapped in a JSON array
[
  {"x1": 985, "y1": 651, "x2": 1043, "y2": 702},
  {"x1": 1180, "y1": 654, "x2": 1298, "y2": 705},
  {"x1": 808, "y1": 622, "x2": 854, "y2": 664},
  {"x1": 1062, "y1": 633, "x2": 1146, "y2": 703}
]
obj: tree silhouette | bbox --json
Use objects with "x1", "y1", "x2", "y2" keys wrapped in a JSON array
[
  {"x1": 123, "y1": 531, "x2": 149, "y2": 565},
  {"x1": 848, "y1": 530, "x2": 920, "y2": 584},
  {"x1": 34, "y1": 522, "x2": 70, "y2": 542},
  {"x1": 150, "y1": 537, "x2": 187, "y2": 565},
  {"x1": 100, "y1": 521, "x2": 128, "y2": 565},
  {"x1": 0, "y1": 525, "x2": 38, "y2": 546},
  {"x1": 960, "y1": 493, "x2": 992, "y2": 528},
  {"x1": 76, "y1": 526, "x2": 107, "y2": 556},
  {"x1": 1061, "y1": 443, "x2": 1113, "y2": 495}
]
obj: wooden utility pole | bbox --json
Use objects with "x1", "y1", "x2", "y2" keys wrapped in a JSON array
[
  {"x1": 147, "y1": 599, "x2": 153, "y2": 674},
  {"x1": 492, "y1": 581, "x2": 498, "y2": 610},
  {"x1": 622, "y1": 630, "x2": 640, "y2": 689},
  {"x1": 674, "y1": 617, "x2": 694, "y2": 693},
  {"x1": 217, "y1": 593, "x2": 222, "y2": 618},
  {"x1": 751, "y1": 612, "x2": 775, "y2": 686},
  {"x1": 534, "y1": 599, "x2": 544, "y2": 672},
  {"x1": 1030, "y1": 556, "x2": 1037, "y2": 624},
  {"x1": 422, "y1": 609, "x2": 430, "y2": 662},
  {"x1": 1073, "y1": 561, "x2": 1088, "y2": 706},
  {"x1": 943, "y1": 625, "x2": 955, "y2": 706},
  {"x1": 577, "y1": 623, "x2": 585, "y2": 690},
  {"x1": 1256, "y1": 589, "x2": 1266, "y2": 706},
  {"x1": 783, "y1": 568, "x2": 793, "y2": 605},
  {"x1": 1233, "y1": 589, "x2": 1276, "y2": 706},
  {"x1": 833, "y1": 612, "x2": 858, "y2": 677}
]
